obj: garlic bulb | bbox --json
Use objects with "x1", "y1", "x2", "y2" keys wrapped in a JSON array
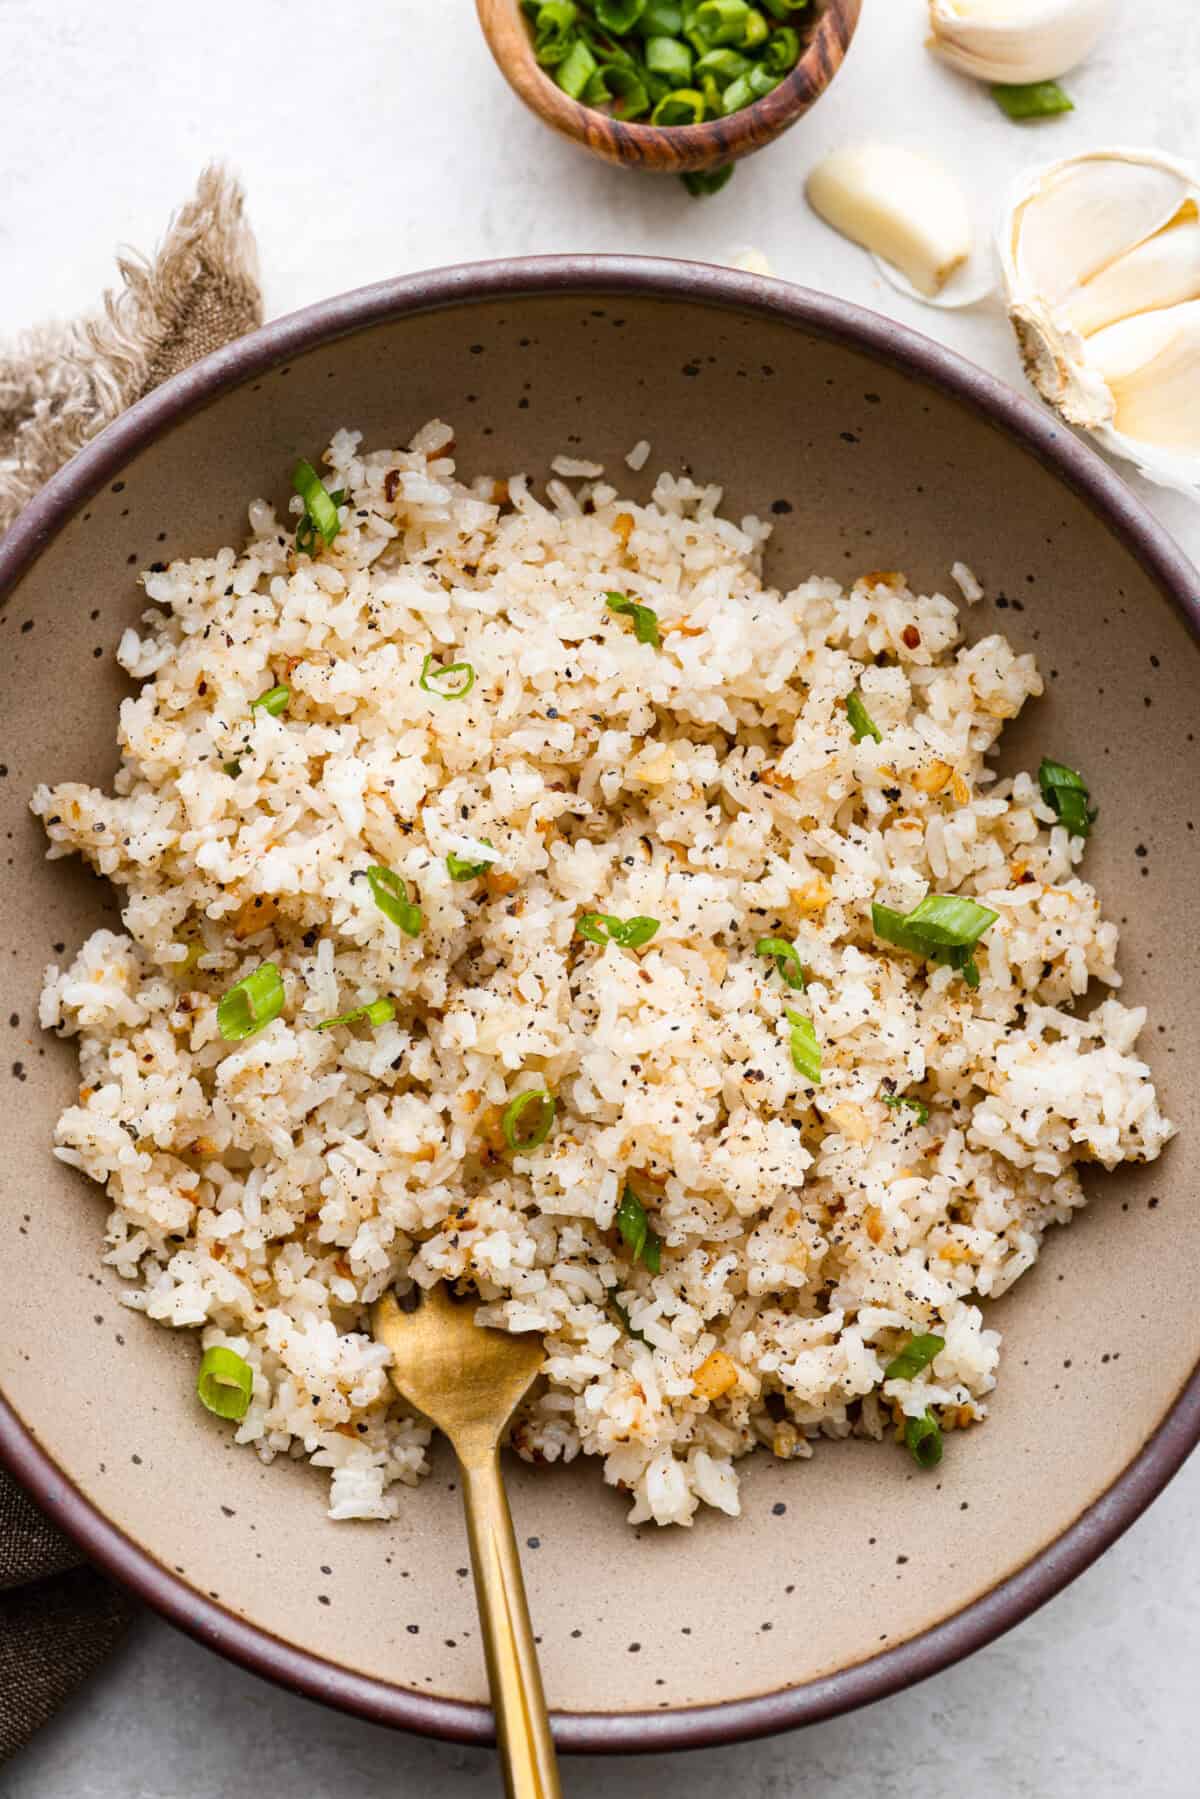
[
  {"x1": 1002, "y1": 149, "x2": 1200, "y2": 493},
  {"x1": 806, "y1": 145, "x2": 973, "y2": 299},
  {"x1": 927, "y1": 0, "x2": 1113, "y2": 86}
]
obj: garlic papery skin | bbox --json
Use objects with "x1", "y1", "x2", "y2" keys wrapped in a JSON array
[
  {"x1": 927, "y1": 0, "x2": 1113, "y2": 86},
  {"x1": 806, "y1": 145, "x2": 972, "y2": 299},
  {"x1": 1001, "y1": 149, "x2": 1200, "y2": 494}
]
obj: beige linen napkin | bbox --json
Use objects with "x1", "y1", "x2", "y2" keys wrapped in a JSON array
[{"x1": 0, "y1": 163, "x2": 262, "y2": 1761}]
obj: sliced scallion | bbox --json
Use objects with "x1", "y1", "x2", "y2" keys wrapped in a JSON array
[
  {"x1": 556, "y1": 34, "x2": 598, "y2": 96},
  {"x1": 317, "y1": 997, "x2": 395, "y2": 1032},
  {"x1": 576, "y1": 911, "x2": 660, "y2": 949},
  {"x1": 604, "y1": 590, "x2": 661, "y2": 646},
  {"x1": 872, "y1": 893, "x2": 997, "y2": 986},
  {"x1": 681, "y1": 163, "x2": 735, "y2": 196},
  {"x1": 447, "y1": 840, "x2": 495, "y2": 881},
  {"x1": 991, "y1": 78, "x2": 1073, "y2": 120},
  {"x1": 502, "y1": 1088, "x2": 556, "y2": 1153},
  {"x1": 845, "y1": 689, "x2": 882, "y2": 744},
  {"x1": 755, "y1": 936, "x2": 806, "y2": 990},
  {"x1": 366, "y1": 866, "x2": 423, "y2": 937},
  {"x1": 250, "y1": 683, "x2": 290, "y2": 717},
  {"x1": 904, "y1": 1408, "x2": 944, "y2": 1469},
  {"x1": 1038, "y1": 757, "x2": 1096, "y2": 839},
  {"x1": 197, "y1": 1344, "x2": 254, "y2": 1421},
  {"x1": 616, "y1": 1184, "x2": 663, "y2": 1273},
  {"x1": 292, "y1": 459, "x2": 342, "y2": 552},
  {"x1": 419, "y1": 651, "x2": 476, "y2": 700},
  {"x1": 784, "y1": 1007, "x2": 821, "y2": 1084},
  {"x1": 884, "y1": 1333, "x2": 944, "y2": 1382},
  {"x1": 883, "y1": 1093, "x2": 930, "y2": 1126},
  {"x1": 217, "y1": 962, "x2": 285, "y2": 1042},
  {"x1": 651, "y1": 86, "x2": 706, "y2": 124}
]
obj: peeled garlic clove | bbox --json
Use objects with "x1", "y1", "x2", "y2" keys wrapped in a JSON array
[
  {"x1": 927, "y1": 0, "x2": 1112, "y2": 86},
  {"x1": 1001, "y1": 148, "x2": 1200, "y2": 492},
  {"x1": 806, "y1": 145, "x2": 972, "y2": 299},
  {"x1": 1059, "y1": 211, "x2": 1200, "y2": 336}
]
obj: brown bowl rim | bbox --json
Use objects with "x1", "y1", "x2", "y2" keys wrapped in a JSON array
[
  {"x1": 1, "y1": 254, "x2": 1198, "y2": 1755},
  {"x1": 474, "y1": 0, "x2": 862, "y2": 172}
]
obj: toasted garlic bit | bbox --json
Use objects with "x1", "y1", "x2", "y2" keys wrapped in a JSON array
[
  {"x1": 927, "y1": 0, "x2": 1112, "y2": 86},
  {"x1": 806, "y1": 144, "x2": 972, "y2": 299},
  {"x1": 1002, "y1": 149, "x2": 1200, "y2": 491}
]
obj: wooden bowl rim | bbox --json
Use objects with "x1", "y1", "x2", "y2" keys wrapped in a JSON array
[
  {"x1": 1, "y1": 253, "x2": 1198, "y2": 1754},
  {"x1": 475, "y1": 0, "x2": 863, "y2": 171}
]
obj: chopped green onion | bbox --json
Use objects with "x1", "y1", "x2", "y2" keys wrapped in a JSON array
[
  {"x1": 755, "y1": 936, "x2": 806, "y2": 990},
  {"x1": 681, "y1": 163, "x2": 735, "y2": 196},
  {"x1": 884, "y1": 1333, "x2": 944, "y2": 1382},
  {"x1": 761, "y1": 23, "x2": 800, "y2": 70},
  {"x1": 845, "y1": 689, "x2": 882, "y2": 744},
  {"x1": 872, "y1": 893, "x2": 997, "y2": 986},
  {"x1": 576, "y1": 912, "x2": 661, "y2": 949},
  {"x1": 595, "y1": 0, "x2": 645, "y2": 29},
  {"x1": 644, "y1": 32, "x2": 693, "y2": 81},
  {"x1": 366, "y1": 866, "x2": 423, "y2": 937},
  {"x1": 250, "y1": 683, "x2": 290, "y2": 717},
  {"x1": 720, "y1": 71, "x2": 754, "y2": 112},
  {"x1": 604, "y1": 591, "x2": 661, "y2": 646},
  {"x1": 606, "y1": 63, "x2": 651, "y2": 116},
  {"x1": 651, "y1": 86, "x2": 707, "y2": 124},
  {"x1": 616, "y1": 1184, "x2": 663, "y2": 1273},
  {"x1": 556, "y1": 35, "x2": 598, "y2": 96},
  {"x1": 637, "y1": 0, "x2": 683, "y2": 30},
  {"x1": 419, "y1": 651, "x2": 476, "y2": 700},
  {"x1": 532, "y1": 0, "x2": 579, "y2": 64},
  {"x1": 883, "y1": 1093, "x2": 930, "y2": 1126},
  {"x1": 292, "y1": 459, "x2": 342, "y2": 552},
  {"x1": 447, "y1": 840, "x2": 495, "y2": 881},
  {"x1": 610, "y1": 1296, "x2": 651, "y2": 1344},
  {"x1": 694, "y1": 44, "x2": 749, "y2": 79},
  {"x1": 762, "y1": 0, "x2": 808, "y2": 14},
  {"x1": 991, "y1": 79, "x2": 1073, "y2": 120},
  {"x1": 317, "y1": 997, "x2": 395, "y2": 1032},
  {"x1": 904, "y1": 1408, "x2": 943, "y2": 1469},
  {"x1": 217, "y1": 962, "x2": 285, "y2": 1042},
  {"x1": 746, "y1": 62, "x2": 779, "y2": 97},
  {"x1": 197, "y1": 1345, "x2": 254, "y2": 1421},
  {"x1": 784, "y1": 1007, "x2": 821, "y2": 1084},
  {"x1": 694, "y1": 0, "x2": 751, "y2": 44},
  {"x1": 1038, "y1": 757, "x2": 1096, "y2": 839},
  {"x1": 902, "y1": 894, "x2": 998, "y2": 948},
  {"x1": 739, "y1": 7, "x2": 769, "y2": 49},
  {"x1": 502, "y1": 1088, "x2": 556, "y2": 1153}
]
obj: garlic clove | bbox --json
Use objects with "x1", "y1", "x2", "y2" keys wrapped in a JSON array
[
  {"x1": 1011, "y1": 153, "x2": 1192, "y2": 305},
  {"x1": 1000, "y1": 149, "x2": 1200, "y2": 492},
  {"x1": 927, "y1": 0, "x2": 1113, "y2": 86},
  {"x1": 805, "y1": 145, "x2": 972, "y2": 299},
  {"x1": 1059, "y1": 210, "x2": 1200, "y2": 337},
  {"x1": 1086, "y1": 302, "x2": 1200, "y2": 453}
]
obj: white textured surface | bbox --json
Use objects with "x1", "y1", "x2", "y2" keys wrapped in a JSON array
[{"x1": 2, "y1": 1, "x2": 1198, "y2": 1793}]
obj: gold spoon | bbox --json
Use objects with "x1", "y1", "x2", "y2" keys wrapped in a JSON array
[{"x1": 373, "y1": 1284, "x2": 561, "y2": 1799}]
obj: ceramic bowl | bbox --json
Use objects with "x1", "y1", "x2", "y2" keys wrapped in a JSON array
[
  {"x1": 1, "y1": 258, "x2": 1197, "y2": 1754},
  {"x1": 475, "y1": 0, "x2": 861, "y2": 174}
]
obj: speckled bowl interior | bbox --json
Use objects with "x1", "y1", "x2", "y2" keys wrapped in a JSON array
[{"x1": 1, "y1": 260, "x2": 1197, "y2": 1753}]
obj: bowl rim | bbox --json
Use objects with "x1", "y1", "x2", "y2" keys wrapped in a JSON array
[
  {"x1": 1, "y1": 253, "x2": 1198, "y2": 1755},
  {"x1": 473, "y1": 0, "x2": 863, "y2": 173}
]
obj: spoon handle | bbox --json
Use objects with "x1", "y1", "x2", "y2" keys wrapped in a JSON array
[{"x1": 461, "y1": 1448, "x2": 562, "y2": 1798}]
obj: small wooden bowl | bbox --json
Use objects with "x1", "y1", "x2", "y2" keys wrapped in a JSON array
[{"x1": 476, "y1": 0, "x2": 862, "y2": 174}]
